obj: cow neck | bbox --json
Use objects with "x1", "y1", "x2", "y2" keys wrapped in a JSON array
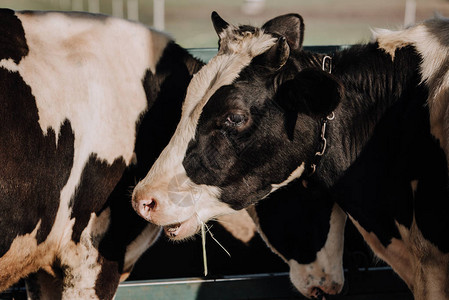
[
  {"x1": 305, "y1": 55, "x2": 335, "y2": 177},
  {"x1": 311, "y1": 43, "x2": 423, "y2": 188}
]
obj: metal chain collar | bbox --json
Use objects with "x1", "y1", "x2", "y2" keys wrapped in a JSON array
[{"x1": 307, "y1": 55, "x2": 335, "y2": 177}]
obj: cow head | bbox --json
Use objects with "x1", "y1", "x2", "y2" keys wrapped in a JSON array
[
  {"x1": 132, "y1": 12, "x2": 342, "y2": 241},
  {"x1": 247, "y1": 176, "x2": 346, "y2": 299}
]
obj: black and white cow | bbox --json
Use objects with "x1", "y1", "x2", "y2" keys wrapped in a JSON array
[
  {"x1": 0, "y1": 8, "x2": 203, "y2": 299},
  {"x1": 133, "y1": 12, "x2": 449, "y2": 299},
  {"x1": 131, "y1": 12, "x2": 348, "y2": 299}
]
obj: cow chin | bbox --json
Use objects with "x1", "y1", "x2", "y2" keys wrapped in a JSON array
[
  {"x1": 162, "y1": 214, "x2": 200, "y2": 241},
  {"x1": 159, "y1": 199, "x2": 238, "y2": 241}
]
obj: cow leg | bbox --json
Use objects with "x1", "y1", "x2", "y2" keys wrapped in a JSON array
[
  {"x1": 93, "y1": 258, "x2": 122, "y2": 300},
  {"x1": 398, "y1": 221, "x2": 449, "y2": 300},
  {"x1": 24, "y1": 261, "x2": 119, "y2": 300},
  {"x1": 52, "y1": 209, "x2": 107, "y2": 299},
  {"x1": 25, "y1": 269, "x2": 63, "y2": 300},
  {"x1": 348, "y1": 215, "x2": 415, "y2": 289},
  {"x1": 58, "y1": 261, "x2": 98, "y2": 300},
  {"x1": 0, "y1": 223, "x2": 56, "y2": 292},
  {"x1": 57, "y1": 258, "x2": 120, "y2": 300},
  {"x1": 413, "y1": 260, "x2": 449, "y2": 300}
]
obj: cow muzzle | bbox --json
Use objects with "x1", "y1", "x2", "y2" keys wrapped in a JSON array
[
  {"x1": 288, "y1": 259, "x2": 344, "y2": 300},
  {"x1": 132, "y1": 169, "x2": 233, "y2": 240},
  {"x1": 132, "y1": 189, "x2": 200, "y2": 240},
  {"x1": 300, "y1": 279, "x2": 343, "y2": 300},
  {"x1": 132, "y1": 177, "x2": 205, "y2": 240}
]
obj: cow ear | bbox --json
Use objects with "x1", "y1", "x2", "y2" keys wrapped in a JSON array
[
  {"x1": 211, "y1": 11, "x2": 229, "y2": 36},
  {"x1": 253, "y1": 36, "x2": 290, "y2": 71},
  {"x1": 262, "y1": 13, "x2": 305, "y2": 51},
  {"x1": 277, "y1": 68, "x2": 343, "y2": 139},
  {"x1": 295, "y1": 68, "x2": 342, "y2": 116}
]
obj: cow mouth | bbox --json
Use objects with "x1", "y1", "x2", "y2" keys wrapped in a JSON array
[
  {"x1": 164, "y1": 222, "x2": 182, "y2": 237},
  {"x1": 311, "y1": 287, "x2": 326, "y2": 300},
  {"x1": 162, "y1": 216, "x2": 199, "y2": 240}
]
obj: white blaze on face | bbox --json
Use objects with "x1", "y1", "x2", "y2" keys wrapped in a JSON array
[{"x1": 133, "y1": 25, "x2": 278, "y2": 235}]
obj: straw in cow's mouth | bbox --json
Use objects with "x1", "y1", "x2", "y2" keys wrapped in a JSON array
[{"x1": 199, "y1": 220, "x2": 231, "y2": 276}]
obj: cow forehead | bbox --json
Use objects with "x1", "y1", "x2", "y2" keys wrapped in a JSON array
[
  {"x1": 218, "y1": 25, "x2": 270, "y2": 55},
  {"x1": 181, "y1": 26, "x2": 277, "y2": 127}
]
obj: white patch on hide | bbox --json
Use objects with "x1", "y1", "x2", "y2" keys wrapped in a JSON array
[
  {"x1": 0, "y1": 221, "x2": 55, "y2": 291},
  {"x1": 375, "y1": 16, "x2": 449, "y2": 168}
]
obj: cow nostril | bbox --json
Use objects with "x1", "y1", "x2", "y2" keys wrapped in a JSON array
[
  {"x1": 138, "y1": 198, "x2": 157, "y2": 219},
  {"x1": 311, "y1": 287, "x2": 325, "y2": 300},
  {"x1": 143, "y1": 199, "x2": 156, "y2": 211}
]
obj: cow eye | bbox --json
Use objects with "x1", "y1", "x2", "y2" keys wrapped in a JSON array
[{"x1": 225, "y1": 112, "x2": 247, "y2": 127}]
